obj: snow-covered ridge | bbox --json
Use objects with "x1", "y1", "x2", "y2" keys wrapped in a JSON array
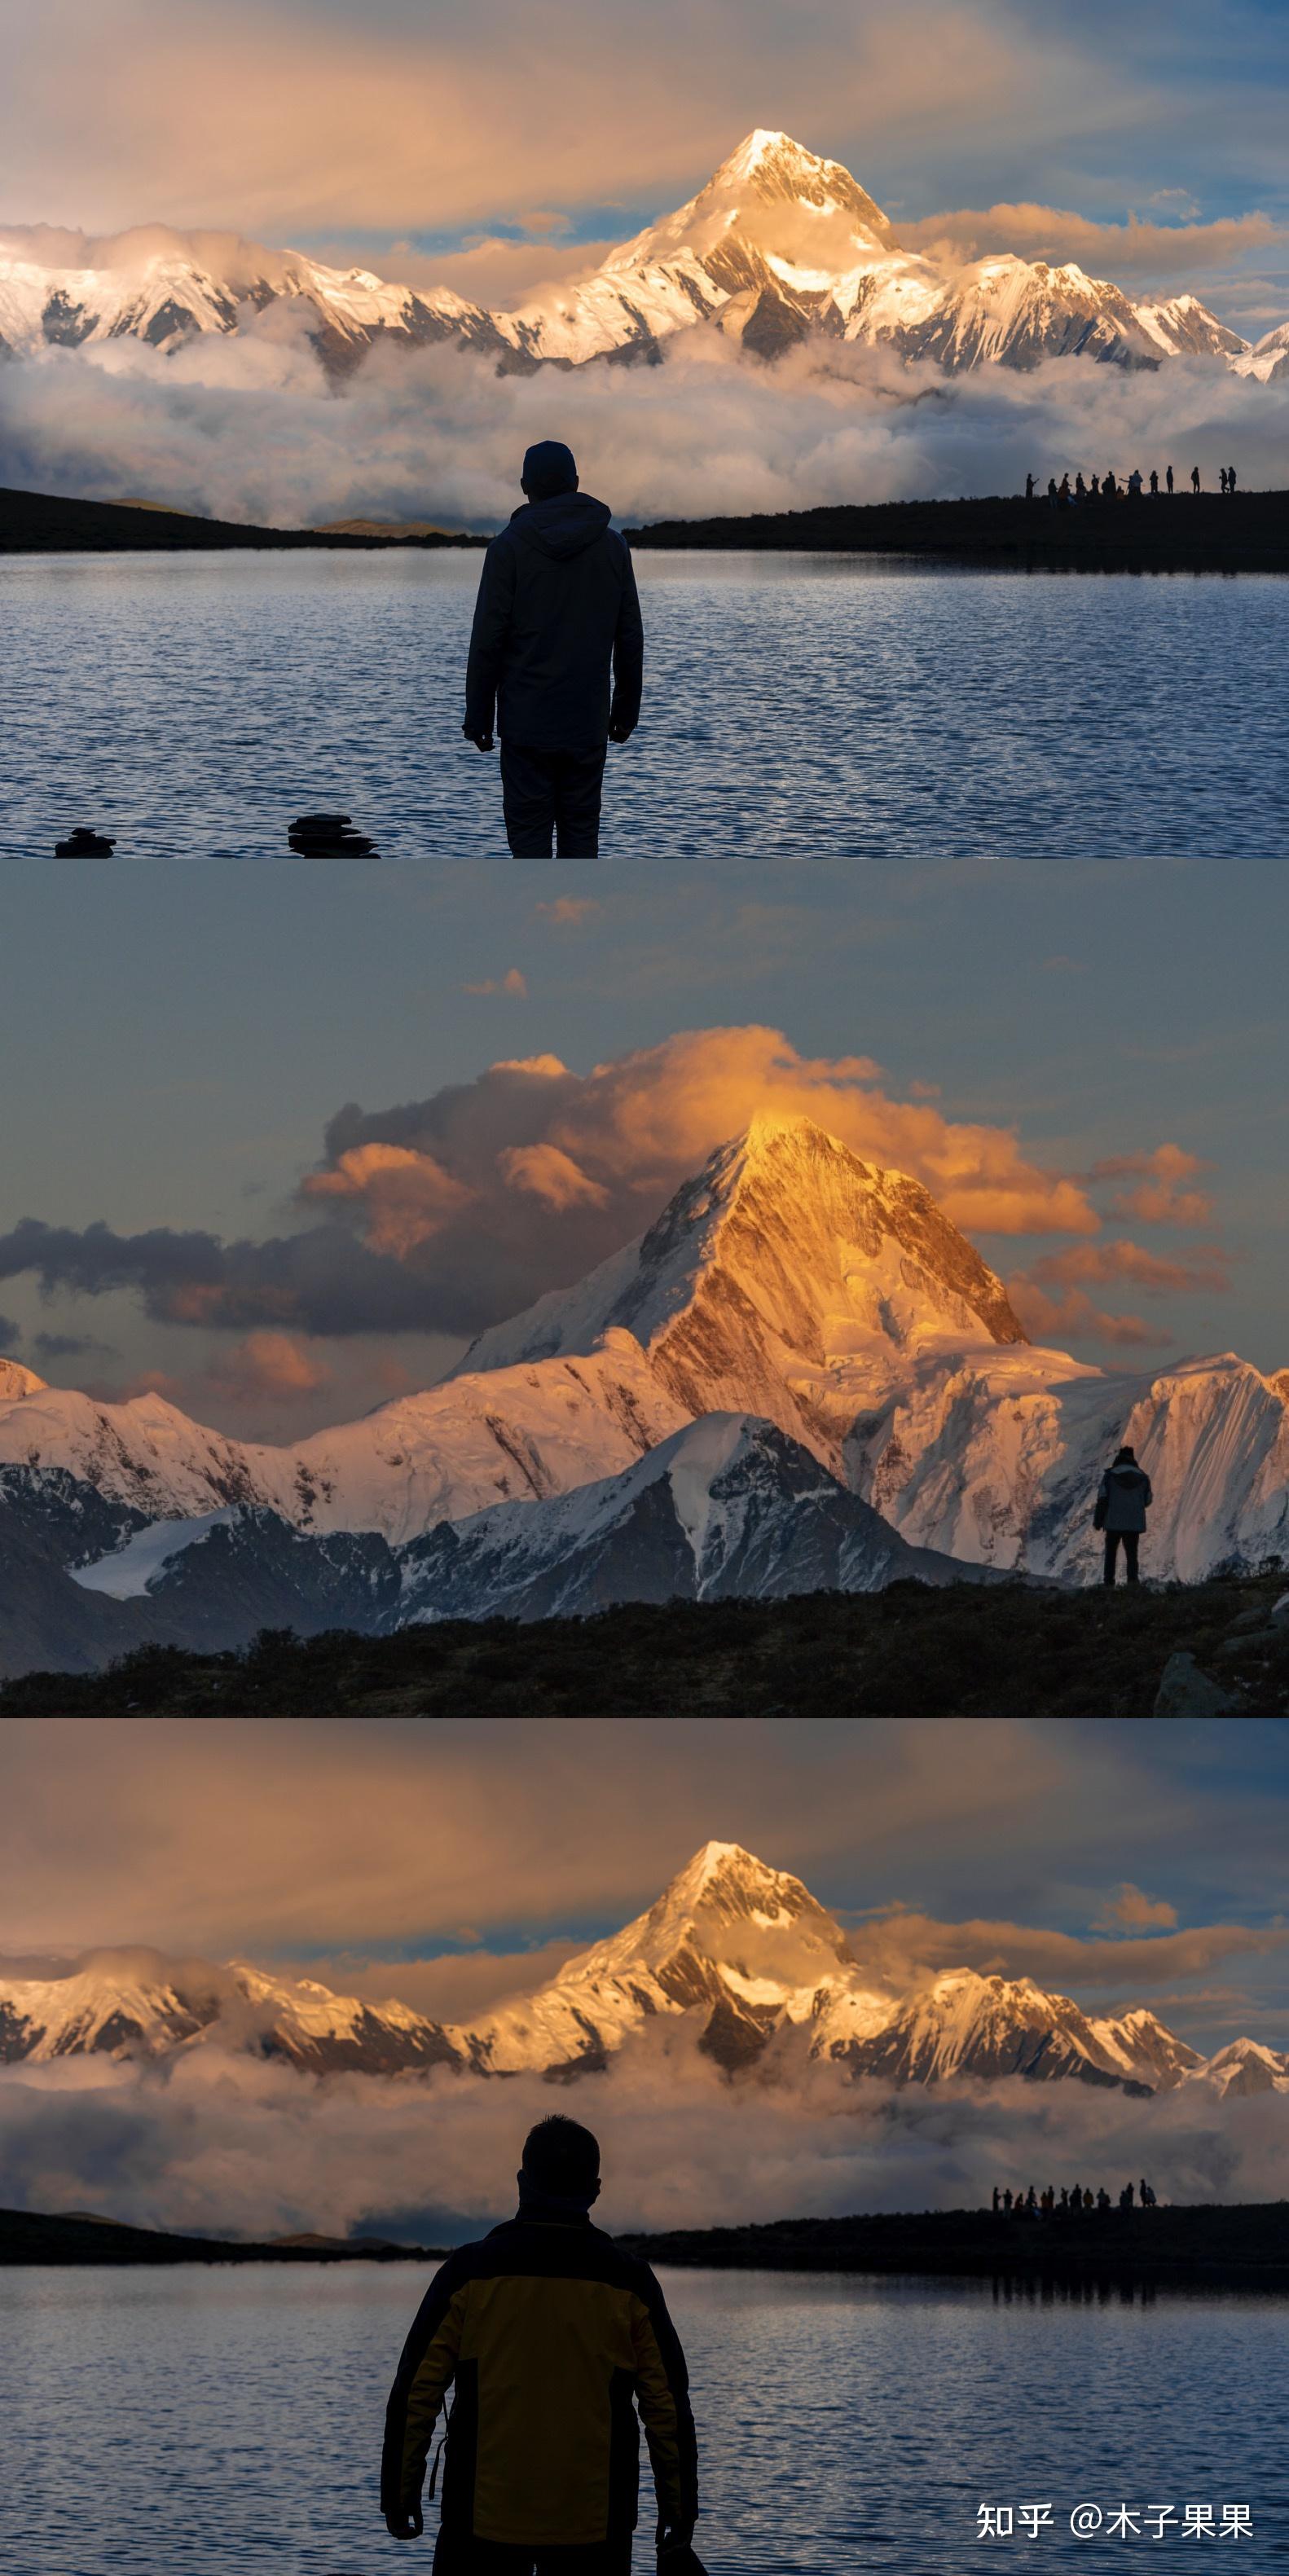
[
  {"x1": 3, "y1": 1114, "x2": 1287, "y2": 1594},
  {"x1": 0, "y1": 133, "x2": 1265, "y2": 383},
  {"x1": 0, "y1": 1842, "x2": 1278, "y2": 2096}
]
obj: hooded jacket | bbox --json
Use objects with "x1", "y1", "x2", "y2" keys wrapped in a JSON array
[
  {"x1": 464, "y1": 493, "x2": 644, "y2": 750},
  {"x1": 381, "y1": 2209, "x2": 697, "y2": 2550},
  {"x1": 1097, "y1": 1459, "x2": 1154, "y2": 1532}
]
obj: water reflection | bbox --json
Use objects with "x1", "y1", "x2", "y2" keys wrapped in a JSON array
[
  {"x1": 2, "y1": 551, "x2": 1286, "y2": 859},
  {"x1": 2, "y1": 2260, "x2": 1285, "y2": 2575}
]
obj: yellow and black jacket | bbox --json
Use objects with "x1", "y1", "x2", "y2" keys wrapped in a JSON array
[{"x1": 381, "y1": 2212, "x2": 697, "y2": 2548}]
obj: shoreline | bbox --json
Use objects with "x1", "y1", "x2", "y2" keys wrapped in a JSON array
[
  {"x1": 0, "y1": 2206, "x2": 444, "y2": 2266},
  {"x1": 619, "y1": 2205, "x2": 1289, "y2": 2292},
  {"x1": 623, "y1": 491, "x2": 1289, "y2": 574},
  {"x1": 0, "y1": 487, "x2": 487, "y2": 556},
  {"x1": 3, "y1": 486, "x2": 1287, "y2": 572}
]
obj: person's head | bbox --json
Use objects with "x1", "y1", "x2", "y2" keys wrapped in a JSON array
[
  {"x1": 1114, "y1": 1444, "x2": 1137, "y2": 1464},
  {"x1": 521, "y1": 441, "x2": 579, "y2": 502},
  {"x1": 518, "y1": 2115, "x2": 601, "y2": 2209}
]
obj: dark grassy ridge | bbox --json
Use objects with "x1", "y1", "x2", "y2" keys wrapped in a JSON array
[
  {"x1": 0, "y1": 2206, "x2": 442, "y2": 2266},
  {"x1": 0, "y1": 486, "x2": 487, "y2": 554},
  {"x1": 624, "y1": 490, "x2": 1289, "y2": 574},
  {"x1": 2, "y1": 1572, "x2": 1285, "y2": 1716},
  {"x1": 619, "y1": 2205, "x2": 1289, "y2": 2291}
]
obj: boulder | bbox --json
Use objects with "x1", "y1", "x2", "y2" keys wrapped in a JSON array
[{"x1": 1152, "y1": 1650, "x2": 1239, "y2": 1718}]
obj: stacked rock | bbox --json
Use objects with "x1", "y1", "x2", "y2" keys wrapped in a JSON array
[
  {"x1": 287, "y1": 811, "x2": 378, "y2": 857},
  {"x1": 54, "y1": 826, "x2": 116, "y2": 855}
]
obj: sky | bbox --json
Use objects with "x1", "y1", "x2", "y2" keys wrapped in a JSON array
[
  {"x1": 1, "y1": 864, "x2": 1286, "y2": 1437},
  {"x1": 1, "y1": 1715, "x2": 1287, "y2": 2236},
  {"x1": 2, "y1": 0, "x2": 1286, "y2": 332},
  {"x1": 2, "y1": 2, "x2": 1287, "y2": 528}
]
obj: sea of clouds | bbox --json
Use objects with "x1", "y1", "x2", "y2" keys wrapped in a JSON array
[
  {"x1": 2, "y1": 321, "x2": 1287, "y2": 530},
  {"x1": 1, "y1": 2024, "x2": 1282, "y2": 2244}
]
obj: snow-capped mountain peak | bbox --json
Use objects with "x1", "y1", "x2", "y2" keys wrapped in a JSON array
[
  {"x1": 1186, "y1": 2037, "x2": 1289, "y2": 2096},
  {"x1": 464, "y1": 1836, "x2": 888, "y2": 2075},
  {"x1": 3, "y1": 1851, "x2": 1274, "y2": 2108},
  {"x1": 456, "y1": 1117, "x2": 1027, "y2": 1472},
  {"x1": 0, "y1": 133, "x2": 1258, "y2": 382}
]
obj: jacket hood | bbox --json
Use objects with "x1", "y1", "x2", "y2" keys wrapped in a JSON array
[{"x1": 508, "y1": 491, "x2": 613, "y2": 561}]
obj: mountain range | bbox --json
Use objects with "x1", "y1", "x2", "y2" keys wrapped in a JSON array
[
  {"x1": 2, "y1": 1842, "x2": 1284, "y2": 2099},
  {"x1": 2, "y1": 1115, "x2": 1287, "y2": 1674},
  {"x1": 2, "y1": 132, "x2": 1281, "y2": 393}
]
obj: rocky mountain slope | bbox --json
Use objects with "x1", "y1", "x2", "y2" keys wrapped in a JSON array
[
  {"x1": 1, "y1": 1842, "x2": 1274, "y2": 2095},
  {"x1": 0, "y1": 133, "x2": 1261, "y2": 385},
  {"x1": 2, "y1": 1116, "x2": 1287, "y2": 1674}
]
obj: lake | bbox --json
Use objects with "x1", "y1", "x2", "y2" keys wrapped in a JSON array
[
  {"x1": 2, "y1": 551, "x2": 1286, "y2": 859},
  {"x1": 2, "y1": 2261, "x2": 1285, "y2": 2573}
]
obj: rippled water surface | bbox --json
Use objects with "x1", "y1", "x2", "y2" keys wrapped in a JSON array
[
  {"x1": 3, "y1": 2262, "x2": 1287, "y2": 2573},
  {"x1": 2, "y1": 550, "x2": 1287, "y2": 857}
]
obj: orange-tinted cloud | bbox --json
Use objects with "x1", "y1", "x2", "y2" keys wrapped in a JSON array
[
  {"x1": 301, "y1": 1142, "x2": 475, "y2": 1256},
  {"x1": 1087, "y1": 1144, "x2": 1216, "y2": 1229},
  {"x1": 496, "y1": 1143, "x2": 609, "y2": 1211},
  {"x1": 1027, "y1": 1241, "x2": 1231, "y2": 1295},
  {"x1": 1006, "y1": 1277, "x2": 1165, "y2": 1350},
  {"x1": 207, "y1": 1330, "x2": 331, "y2": 1404},
  {"x1": 1093, "y1": 1884, "x2": 1180, "y2": 1932},
  {"x1": 536, "y1": 899, "x2": 601, "y2": 925},
  {"x1": 464, "y1": 969, "x2": 527, "y2": 996},
  {"x1": 903, "y1": 203, "x2": 1287, "y2": 283}
]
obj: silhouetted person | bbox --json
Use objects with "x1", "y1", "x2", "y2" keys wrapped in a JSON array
[
  {"x1": 1095, "y1": 1442, "x2": 1153, "y2": 1585},
  {"x1": 1166, "y1": 465, "x2": 1174, "y2": 495},
  {"x1": 1150, "y1": 470, "x2": 1159, "y2": 495},
  {"x1": 1089, "y1": 474, "x2": 1101, "y2": 499},
  {"x1": 382, "y1": 2115, "x2": 698, "y2": 2569},
  {"x1": 1128, "y1": 468, "x2": 1142, "y2": 497},
  {"x1": 1191, "y1": 465, "x2": 1201, "y2": 495},
  {"x1": 1058, "y1": 474, "x2": 1071, "y2": 504},
  {"x1": 1047, "y1": 477, "x2": 1058, "y2": 505},
  {"x1": 1097, "y1": 2188, "x2": 1111, "y2": 2210},
  {"x1": 1103, "y1": 469, "x2": 1117, "y2": 499},
  {"x1": 1076, "y1": 473, "x2": 1087, "y2": 502},
  {"x1": 1228, "y1": 464, "x2": 1238, "y2": 494},
  {"x1": 1124, "y1": 2180, "x2": 1135, "y2": 2208},
  {"x1": 1025, "y1": 473, "x2": 1036, "y2": 500},
  {"x1": 1059, "y1": 2187, "x2": 1069, "y2": 2210},
  {"x1": 992, "y1": 2185, "x2": 1001, "y2": 2212},
  {"x1": 1003, "y1": 2187, "x2": 1014, "y2": 2213},
  {"x1": 464, "y1": 442, "x2": 644, "y2": 859}
]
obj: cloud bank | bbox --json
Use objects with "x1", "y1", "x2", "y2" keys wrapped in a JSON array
[
  {"x1": 2, "y1": 329, "x2": 1288, "y2": 533},
  {"x1": 1, "y1": 2038, "x2": 1284, "y2": 2242},
  {"x1": 2, "y1": 1027, "x2": 1226, "y2": 1369}
]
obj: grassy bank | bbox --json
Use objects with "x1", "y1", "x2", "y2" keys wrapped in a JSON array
[
  {"x1": 2, "y1": 1572, "x2": 1285, "y2": 1716},
  {"x1": 0, "y1": 2206, "x2": 442, "y2": 2266},
  {"x1": 625, "y1": 490, "x2": 1289, "y2": 573},
  {"x1": 619, "y1": 2204, "x2": 1289, "y2": 2290},
  {"x1": 0, "y1": 486, "x2": 486, "y2": 554}
]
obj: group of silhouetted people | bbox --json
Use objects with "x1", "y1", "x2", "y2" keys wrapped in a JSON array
[
  {"x1": 1026, "y1": 465, "x2": 1236, "y2": 504},
  {"x1": 993, "y1": 2178, "x2": 1159, "y2": 2214}
]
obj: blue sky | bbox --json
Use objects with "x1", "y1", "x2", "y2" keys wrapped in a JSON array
[{"x1": 1, "y1": 863, "x2": 1286, "y2": 1435}]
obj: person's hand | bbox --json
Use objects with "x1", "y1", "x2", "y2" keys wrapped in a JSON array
[
  {"x1": 608, "y1": 718, "x2": 635, "y2": 745},
  {"x1": 385, "y1": 2503, "x2": 425, "y2": 2540},
  {"x1": 658, "y1": 2525, "x2": 696, "y2": 2556},
  {"x1": 463, "y1": 724, "x2": 495, "y2": 753}
]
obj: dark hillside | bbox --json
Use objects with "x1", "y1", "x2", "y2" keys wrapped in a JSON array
[{"x1": 2, "y1": 1571, "x2": 1285, "y2": 1716}]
